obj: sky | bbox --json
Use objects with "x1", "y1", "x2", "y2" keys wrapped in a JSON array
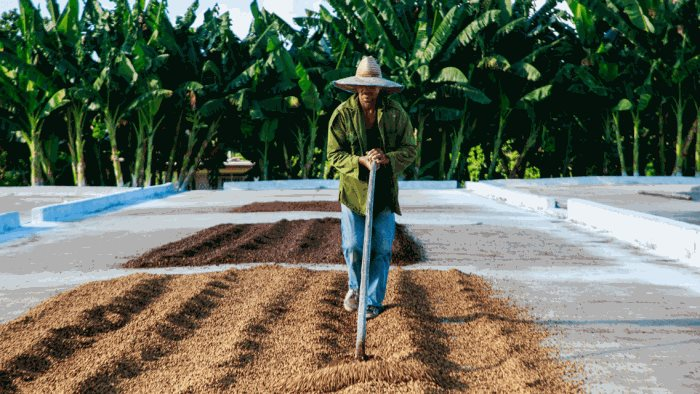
[
  {"x1": 0, "y1": 0, "x2": 561, "y2": 39},
  {"x1": 0, "y1": 0, "x2": 324, "y2": 38}
]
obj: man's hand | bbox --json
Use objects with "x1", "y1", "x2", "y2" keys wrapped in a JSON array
[{"x1": 360, "y1": 148, "x2": 389, "y2": 170}]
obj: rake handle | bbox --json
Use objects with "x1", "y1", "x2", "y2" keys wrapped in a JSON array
[{"x1": 355, "y1": 160, "x2": 377, "y2": 361}]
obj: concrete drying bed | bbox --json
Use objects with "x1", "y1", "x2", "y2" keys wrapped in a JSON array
[
  {"x1": 0, "y1": 188, "x2": 699, "y2": 391},
  {"x1": 0, "y1": 266, "x2": 579, "y2": 392}
]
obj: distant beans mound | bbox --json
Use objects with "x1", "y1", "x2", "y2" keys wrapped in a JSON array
[
  {"x1": 231, "y1": 201, "x2": 341, "y2": 213},
  {"x1": 124, "y1": 219, "x2": 424, "y2": 268}
]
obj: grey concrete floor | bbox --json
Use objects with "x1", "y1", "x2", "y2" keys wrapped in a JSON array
[{"x1": 0, "y1": 188, "x2": 699, "y2": 392}]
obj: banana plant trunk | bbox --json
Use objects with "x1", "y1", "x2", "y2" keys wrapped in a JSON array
[
  {"x1": 177, "y1": 115, "x2": 201, "y2": 189},
  {"x1": 612, "y1": 113, "x2": 627, "y2": 176},
  {"x1": 439, "y1": 130, "x2": 447, "y2": 180},
  {"x1": 632, "y1": 112, "x2": 640, "y2": 176},
  {"x1": 446, "y1": 130, "x2": 464, "y2": 181},
  {"x1": 166, "y1": 112, "x2": 184, "y2": 183},
  {"x1": 509, "y1": 123, "x2": 539, "y2": 179},
  {"x1": 413, "y1": 112, "x2": 427, "y2": 178},
  {"x1": 179, "y1": 119, "x2": 220, "y2": 190},
  {"x1": 447, "y1": 104, "x2": 471, "y2": 180},
  {"x1": 76, "y1": 132, "x2": 86, "y2": 187},
  {"x1": 658, "y1": 110, "x2": 666, "y2": 175},
  {"x1": 39, "y1": 148, "x2": 55, "y2": 185},
  {"x1": 261, "y1": 141, "x2": 270, "y2": 181},
  {"x1": 110, "y1": 142, "x2": 124, "y2": 186},
  {"x1": 694, "y1": 105, "x2": 700, "y2": 177},
  {"x1": 487, "y1": 110, "x2": 508, "y2": 180},
  {"x1": 695, "y1": 119, "x2": 699, "y2": 177},
  {"x1": 104, "y1": 112, "x2": 124, "y2": 187},
  {"x1": 28, "y1": 139, "x2": 44, "y2": 186},
  {"x1": 145, "y1": 133, "x2": 155, "y2": 186},
  {"x1": 563, "y1": 128, "x2": 573, "y2": 176},
  {"x1": 67, "y1": 106, "x2": 88, "y2": 186},
  {"x1": 132, "y1": 129, "x2": 147, "y2": 187},
  {"x1": 673, "y1": 85, "x2": 686, "y2": 177},
  {"x1": 602, "y1": 114, "x2": 612, "y2": 175},
  {"x1": 70, "y1": 136, "x2": 87, "y2": 187},
  {"x1": 303, "y1": 114, "x2": 318, "y2": 179}
]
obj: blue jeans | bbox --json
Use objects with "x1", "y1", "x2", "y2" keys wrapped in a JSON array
[{"x1": 341, "y1": 204, "x2": 395, "y2": 307}]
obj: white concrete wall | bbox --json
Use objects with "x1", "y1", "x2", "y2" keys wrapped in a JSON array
[
  {"x1": 0, "y1": 212, "x2": 20, "y2": 233},
  {"x1": 465, "y1": 181, "x2": 557, "y2": 213},
  {"x1": 223, "y1": 180, "x2": 458, "y2": 190},
  {"x1": 32, "y1": 183, "x2": 177, "y2": 222},
  {"x1": 489, "y1": 176, "x2": 700, "y2": 187},
  {"x1": 567, "y1": 198, "x2": 700, "y2": 266}
]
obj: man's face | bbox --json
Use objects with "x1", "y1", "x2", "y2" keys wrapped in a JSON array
[{"x1": 357, "y1": 86, "x2": 380, "y2": 107}]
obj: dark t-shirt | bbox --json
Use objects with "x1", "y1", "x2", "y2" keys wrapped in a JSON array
[{"x1": 364, "y1": 123, "x2": 392, "y2": 215}]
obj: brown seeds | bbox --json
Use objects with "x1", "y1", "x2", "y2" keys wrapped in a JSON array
[
  {"x1": 0, "y1": 267, "x2": 581, "y2": 393},
  {"x1": 123, "y1": 219, "x2": 424, "y2": 268}
]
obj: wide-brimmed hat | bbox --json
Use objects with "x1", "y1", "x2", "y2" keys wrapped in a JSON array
[{"x1": 333, "y1": 56, "x2": 403, "y2": 94}]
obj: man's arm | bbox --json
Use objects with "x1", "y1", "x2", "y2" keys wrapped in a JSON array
[
  {"x1": 385, "y1": 108, "x2": 417, "y2": 176},
  {"x1": 326, "y1": 109, "x2": 362, "y2": 179}
]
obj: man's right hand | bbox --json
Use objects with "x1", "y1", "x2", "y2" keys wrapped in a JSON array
[{"x1": 360, "y1": 149, "x2": 389, "y2": 170}]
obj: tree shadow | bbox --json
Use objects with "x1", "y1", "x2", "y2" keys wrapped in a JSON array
[
  {"x1": 75, "y1": 278, "x2": 229, "y2": 393},
  {"x1": 396, "y1": 270, "x2": 466, "y2": 390},
  {"x1": 218, "y1": 278, "x2": 307, "y2": 388},
  {"x1": 0, "y1": 276, "x2": 171, "y2": 393}
]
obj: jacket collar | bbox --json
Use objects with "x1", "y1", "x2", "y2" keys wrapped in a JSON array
[{"x1": 349, "y1": 94, "x2": 387, "y2": 152}]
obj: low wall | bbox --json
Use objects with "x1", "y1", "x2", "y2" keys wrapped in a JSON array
[
  {"x1": 223, "y1": 180, "x2": 458, "y2": 190},
  {"x1": 465, "y1": 181, "x2": 557, "y2": 212},
  {"x1": 32, "y1": 183, "x2": 177, "y2": 222},
  {"x1": 488, "y1": 176, "x2": 700, "y2": 187},
  {"x1": 0, "y1": 212, "x2": 20, "y2": 232},
  {"x1": 567, "y1": 198, "x2": 700, "y2": 266}
]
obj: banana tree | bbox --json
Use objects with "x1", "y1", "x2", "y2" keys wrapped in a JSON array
[
  {"x1": 258, "y1": 118, "x2": 278, "y2": 180},
  {"x1": 238, "y1": 1, "x2": 304, "y2": 180},
  {"x1": 669, "y1": 50, "x2": 700, "y2": 176},
  {"x1": 42, "y1": 0, "x2": 95, "y2": 186},
  {"x1": 611, "y1": 100, "x2": 630, "y2": 176},
  {"x1": 574, "y1": 0, "x2": 699, "y2": 177},
  {"x1": 0, "y1": 0, "x2": 70, "y2": 185},
  {"x1": 311, "y1": 1, "x2": 488, "y2": 178},
  {"x1": 429, "y1": 66, "x2": 490, "y2": 180},
  {"x1": 128, "y1": 29, "x2": 172, "y2": 186},
  {"x1": 85, "y1": 0, "x2": 138, "y2": 186},
  {"x1": 90, "y1": 53, "x2": 137, "y2": 187},
  {"x1": 614, "y1": 83, "x2": 652, "y2": 176},
  {"x1": 65, "y1": 90, "x2": 91, "y2": 186},
  {"x1": 129, "y1": 80, "x2": 172, "y2": 186},
  {"x1": 295, "y1": 62, "x2": 323, "y2": 178},
  {"x1": 694, "y1": 100, "x2": 700, "y2": 177}
]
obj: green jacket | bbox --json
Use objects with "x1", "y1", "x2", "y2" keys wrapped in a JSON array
[{"x1": 327, "y1": 94, "x2": 416, "y2": 216}]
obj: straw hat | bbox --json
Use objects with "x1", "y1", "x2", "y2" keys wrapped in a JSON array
[{"x1": 333, "y1": 56, "x2": 403, "y2": 94}]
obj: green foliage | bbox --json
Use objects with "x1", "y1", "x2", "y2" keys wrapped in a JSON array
[
  {"x1": 524, "y1": 166, "x2": 540, "y2": 179},
  {"x1": 0, "y1": 0, "x2": 698, "y2": 185},
  {"x1": 467, "y1": 145, "x2": 486, "y2": 182},
  {"x1": 0, "y1": 151, "x2": 26, "y2": 186},
  {"x1": 644, "y1": 160, "x2": 656, "y2": 176}
]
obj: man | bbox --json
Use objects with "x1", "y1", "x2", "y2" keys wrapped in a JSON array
[{"x1": 327, "y1": 56, "x2": 416, "y2": 319}]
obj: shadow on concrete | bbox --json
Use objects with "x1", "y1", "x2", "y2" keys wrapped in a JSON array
[
  {"x1": 545, "y1": 318, "x2": 700, "y2": 327},
  {"x1": 691, "y1": 186, "x2": 700, "y2": 201},
  {"x1": 561, "y1": 338, "x2": 700, "y2": 360},
  {"x1": 0, "y1": 225, "x2": 52, "y2": 245}
]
